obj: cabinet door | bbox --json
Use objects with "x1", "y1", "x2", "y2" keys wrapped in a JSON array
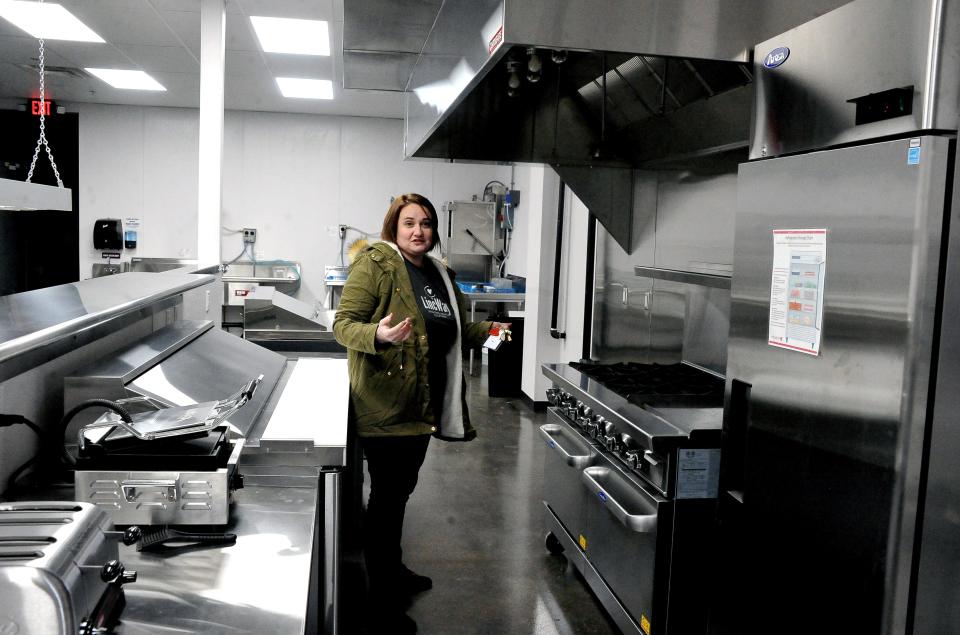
[{"x1": 581, "y1": 456, "x2": 666, "y2": 633}]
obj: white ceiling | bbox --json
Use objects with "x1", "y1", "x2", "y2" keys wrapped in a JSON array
[{"x1": 0, "y1": 0, "x2": 404, "y2": 117}]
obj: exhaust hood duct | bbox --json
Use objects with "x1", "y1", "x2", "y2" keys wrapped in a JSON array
[
  {"x1": 0, "y1": 177, "x2": 72, "y2": 212},
  {"x1": 403, "y1": 0, "x2": 851, "y2": 250}
]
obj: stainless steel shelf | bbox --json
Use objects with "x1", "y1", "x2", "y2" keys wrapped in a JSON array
[
  {"x1": 464, "y1": 292, "x2": 526, "y2": 303},
  {"x1": 0, "y1": 272, "x2": 214, "y2": 382},
  {"x1": 633, "y1": 266, "x2": 731, "y2": 289}
]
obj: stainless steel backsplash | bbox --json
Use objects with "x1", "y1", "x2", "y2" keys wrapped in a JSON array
[{"x1": 591, "y1": 169, "x2": 736, "y2": 375}]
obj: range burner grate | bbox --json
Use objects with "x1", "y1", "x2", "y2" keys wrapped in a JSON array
[{"x1": 570, "y1": 362, "x2": 724, "y2": 408}]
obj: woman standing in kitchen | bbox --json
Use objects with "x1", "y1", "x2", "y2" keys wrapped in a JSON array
[{"x1": 334, "y1": 193, "x2": 508, "y2": 634}]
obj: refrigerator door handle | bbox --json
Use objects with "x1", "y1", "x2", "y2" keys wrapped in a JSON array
[{"x1": 723, "y1": 379, "x2": 752, "y2": 503}]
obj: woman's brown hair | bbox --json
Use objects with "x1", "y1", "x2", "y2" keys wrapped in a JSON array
[{"x1": 381, "y1": 193, "x2": 441, "y2": 252}]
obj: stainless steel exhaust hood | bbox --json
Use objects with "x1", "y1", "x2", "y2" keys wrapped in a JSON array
[
  {"x1": 0, "y1": 176, "x2": 72, "y2": 211},
  {"x1": 401, "y1": 0, "x2": 850, "y2": 249}
]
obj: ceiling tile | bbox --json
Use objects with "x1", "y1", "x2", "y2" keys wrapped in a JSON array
[
  {"x1": 150, "y1": 0, "x2": 202, "y2": 11},
  {"x1": 0, "y1": 0, "x2": 407, "y2": 118},
  {"x1": 234, "y1": 0, "x2": 333, "y2": 21},
  {"x1": 64, "y1": 1, "x2": 181, "y2": 47},
  {"x1": 0, "y1": 17, "x2": 28, "y2": 38},
  {"x1": 0, "y1": 35, "x2": 53, "y2": 60},
  {"x1": 42, "y1": 41, "x2": 135, "y2": 70},
  {"x1": 84, "y1": 71, "x2": 200, "y2": 107},
  {"x1": 225, "y1": 49, "x2": 268, "y2": 78},
  {"x1": 159, "y1": 10, "x2": 200, "y2": 55},
  {"x1": 225, "y1": 12, "x2": 260, "y2": 52},
  {"x1": 115, "y1": 44, "x2": 199, "y2": 73},
  {"x1": 263, "y1": 55, "x2": 335, "y2": 81}
]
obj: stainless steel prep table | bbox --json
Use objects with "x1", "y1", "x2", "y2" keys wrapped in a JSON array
[{"x1": 121, "y1": 356, "x2": 349, "y2": 635}]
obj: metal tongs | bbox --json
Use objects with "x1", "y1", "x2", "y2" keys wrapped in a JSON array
[{"x1": 78, "y1": 375, "x2": 263, "y2": 450}]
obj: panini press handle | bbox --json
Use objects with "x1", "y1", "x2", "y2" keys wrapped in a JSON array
[{"x1": 121, "y1": 479, "x2": 178, "y2": 502}]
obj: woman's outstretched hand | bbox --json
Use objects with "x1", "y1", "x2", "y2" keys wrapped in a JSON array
[{"x1": 376, "y1": 313, "x2": 413, "y2": 344}]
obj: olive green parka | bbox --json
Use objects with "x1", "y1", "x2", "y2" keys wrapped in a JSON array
[{"x1": 333, "y1": 241, "x2": 492, "y2": 440}]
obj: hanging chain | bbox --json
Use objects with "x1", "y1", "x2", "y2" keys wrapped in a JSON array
[{"x1": 26, "y1": 4, "x2": 64, "y2": 188}]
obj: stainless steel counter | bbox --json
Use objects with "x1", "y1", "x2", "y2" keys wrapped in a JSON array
[{"x1": 116, "y1": 483, "x2": 321, "y2": 634}]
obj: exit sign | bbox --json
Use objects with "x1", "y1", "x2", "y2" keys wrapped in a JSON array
[{"x1": 29, "y1": 99, "x2": 55, "y2": 116}]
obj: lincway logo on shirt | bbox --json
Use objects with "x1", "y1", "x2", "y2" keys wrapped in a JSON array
[{"x1": 420, "y1": 285, "x2": 451, "y2": 317}]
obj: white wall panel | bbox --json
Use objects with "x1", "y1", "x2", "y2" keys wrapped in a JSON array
[
  {"x1": 221, "y1": 110, "x2": 342, "y2": 303},
  {"x1": 142, "y1": 108, "x2": 199, "y2": 259},
  {"x1": 503, "y1": 165, "x2": 527, "y2": 278},
  {"x1": 78, "y1": 105, "x2": 147, "y2": 276},
  {"x1": 517, "y1": 167, "x2": 590, "y2": 402},
  {"x1": 339, "y1": 117, "x2": 416, "y2": 234},
  {"x1": 71, "y1": 103, "x2": 513, "y2": 307}
]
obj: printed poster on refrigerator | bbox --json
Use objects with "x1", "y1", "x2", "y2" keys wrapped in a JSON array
[{"x1": 768, "y1": 229, "x2": 827, "y2": 355}]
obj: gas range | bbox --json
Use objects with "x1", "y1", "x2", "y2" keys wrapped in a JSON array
[
  {"x1": 544, "y1": 362, "x2": 723, "y2": 497},
  {"x1": 539, "y1": 361, "x2": 723, "y2": 635}
]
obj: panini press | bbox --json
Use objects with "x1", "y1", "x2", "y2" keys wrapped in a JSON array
[{"x1": 73, "y1": 376, "x2": 261, "y2": 526}]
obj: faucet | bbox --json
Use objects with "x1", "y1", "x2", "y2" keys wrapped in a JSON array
[{"x1": 603, "y1": 282, "x2": 650, "y2": 309}]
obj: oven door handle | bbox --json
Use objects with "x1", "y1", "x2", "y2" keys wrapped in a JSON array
[
  {"x1": 539, "y1": 424, "x2": 596, "y2": 469},
  {"x1": 581, "y1": 467, "x2": 658, "y2": 533}
]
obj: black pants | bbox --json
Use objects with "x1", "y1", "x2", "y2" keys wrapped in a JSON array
[{"x1": 360, "y1": 434, "x2": 431, "y2": 598}]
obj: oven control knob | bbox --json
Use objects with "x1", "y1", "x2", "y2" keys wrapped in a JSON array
[
  {"x1": 603, "y1": 434, "x2": 620, "y2": 452},
  {"x1": 546, "y1": 388, "x2": 560, "y2": 405},
  {"x1": 570, "y1": 400, "x2": 585, "y2": 418},
  {"x1": 585, "y1": 420, "x2": 600, "y2": 438},
  {"x1": 576, "y1": 406, "x2": 593, "y2": 426},
  {"x1": 624, "y1": 449, "x2": 641, "y2": 469},
  {"x1": 592, "y1": 416, "x2": 608, "y2": 437}
]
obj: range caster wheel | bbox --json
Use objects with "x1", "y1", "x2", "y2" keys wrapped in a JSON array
[{"x1": 545, "y1": 531, "x2": 564, "y2": 555}]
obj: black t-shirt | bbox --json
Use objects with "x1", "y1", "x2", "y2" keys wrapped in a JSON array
[{"x1": 404, "y1": 258, "x2": 458, "y2": 421}]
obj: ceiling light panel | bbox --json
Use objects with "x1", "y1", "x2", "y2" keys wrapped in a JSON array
[
  {"x1": 0, "y1": 1, "x2": 104, "y2": 42},
  {"x1": 250, "y1": 16, "x2": 329, "y2": 55},
  {"x1": 276, "y1": 77, "x2": 333, "y2": 100},
  {"x1": 85, "y1": 68, "x2": 166, "y2": 91}
]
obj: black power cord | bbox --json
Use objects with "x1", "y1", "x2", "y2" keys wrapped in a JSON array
[
  {"x1": 57, "y1": 399, "x2": 134, "y2": 467},
  {"x1": 0, "y1": 414, "x2": 46, "y2": 502}
]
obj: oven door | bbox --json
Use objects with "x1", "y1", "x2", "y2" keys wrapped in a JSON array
[
  {"x1": 540, "y1": 409, "x2": 598, "y2": 546},
  {"x1": 581, "y1": 454, "x2": 670, "y2": 634}
]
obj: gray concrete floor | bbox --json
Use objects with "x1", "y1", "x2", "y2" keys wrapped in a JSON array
[{"x1": 344, "y1": 372, "x2": 620, "y2": 634}]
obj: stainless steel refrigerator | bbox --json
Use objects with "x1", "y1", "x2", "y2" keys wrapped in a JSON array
[{"x1": 713, "y1": 1, "x2": 960, "y2": 633}]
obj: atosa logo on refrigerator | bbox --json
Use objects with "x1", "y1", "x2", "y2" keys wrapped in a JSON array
[{"x1": 763, "y1": 46, "x2": 790, "y2": 69}]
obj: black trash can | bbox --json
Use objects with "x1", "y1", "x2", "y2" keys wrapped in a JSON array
[{"x1": 487, "y1": 316, "x2": 523, "y2": 397}]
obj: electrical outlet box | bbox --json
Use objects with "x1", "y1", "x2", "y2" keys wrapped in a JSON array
[{"x1": 242, "y1": 228, "x2": 257, "y2": 243}]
